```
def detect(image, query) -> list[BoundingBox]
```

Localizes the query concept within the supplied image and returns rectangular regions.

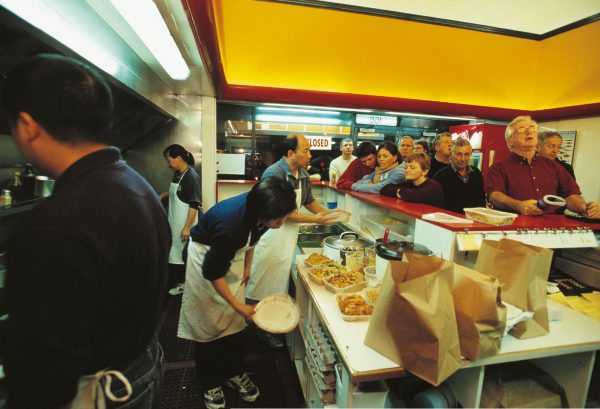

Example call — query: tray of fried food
[305,252,331,267]
[363,287,380,305]
[336,293,373,321]
[324,270,366,293]
[307,260,345,285]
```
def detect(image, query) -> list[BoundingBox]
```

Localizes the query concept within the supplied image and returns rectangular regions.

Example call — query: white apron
[246,184,302,300]
[168,169,191,264]
[69,370,132,409]
[178,236,252,342]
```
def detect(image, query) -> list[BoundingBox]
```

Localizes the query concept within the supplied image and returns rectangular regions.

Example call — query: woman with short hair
[381,152,444,207]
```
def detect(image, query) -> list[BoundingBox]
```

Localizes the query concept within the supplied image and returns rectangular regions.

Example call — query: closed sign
[306,136,332,150]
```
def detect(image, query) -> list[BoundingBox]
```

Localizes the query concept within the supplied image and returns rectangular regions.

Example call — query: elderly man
[537,131,576,179]
[336,141,378,189]
[429,132,452,176]
[398,136,414,162]
[485,115,598,217]
[329,137,355,183]
[433,138,486,214]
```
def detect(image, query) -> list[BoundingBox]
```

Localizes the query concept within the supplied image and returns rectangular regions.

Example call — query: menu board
[557,131,576,165]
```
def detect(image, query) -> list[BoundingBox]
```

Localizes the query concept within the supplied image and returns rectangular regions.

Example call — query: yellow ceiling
[211,0,600,112]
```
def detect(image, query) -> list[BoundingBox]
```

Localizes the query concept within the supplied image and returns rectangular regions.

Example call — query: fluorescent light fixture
[256,114,342,125]
[257,107,341,116]
[109,0,190,80]
[0,0,120,75]
[263,103,373,113]
[385,111,475,121]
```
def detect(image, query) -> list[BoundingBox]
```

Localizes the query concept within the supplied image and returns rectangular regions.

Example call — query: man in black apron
[2,54,170,409]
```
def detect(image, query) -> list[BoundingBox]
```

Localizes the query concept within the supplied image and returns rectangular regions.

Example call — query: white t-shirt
[329,155,356,182]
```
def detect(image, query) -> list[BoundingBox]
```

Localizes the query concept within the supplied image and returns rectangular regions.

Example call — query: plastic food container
[464,207,518,226]
[361,214,410,235]
[324,272,366,294]
[336,293,373,321]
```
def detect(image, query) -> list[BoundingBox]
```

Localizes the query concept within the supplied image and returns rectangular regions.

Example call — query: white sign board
[356,114,397,127]
[216,153,246,175]
[306,135,332,150]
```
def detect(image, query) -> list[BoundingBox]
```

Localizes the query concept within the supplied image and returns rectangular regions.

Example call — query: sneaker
[266,333,285,350]
[226,372,260,402]
[203,386,225,409]
[168,283,184,296]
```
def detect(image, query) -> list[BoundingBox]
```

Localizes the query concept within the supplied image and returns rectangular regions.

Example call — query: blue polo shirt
[190,193,266,280]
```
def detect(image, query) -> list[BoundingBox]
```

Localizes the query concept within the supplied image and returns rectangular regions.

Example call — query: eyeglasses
[511,126,538,135]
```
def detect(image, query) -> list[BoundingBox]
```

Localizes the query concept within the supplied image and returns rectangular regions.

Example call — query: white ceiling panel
[314,0,600,35]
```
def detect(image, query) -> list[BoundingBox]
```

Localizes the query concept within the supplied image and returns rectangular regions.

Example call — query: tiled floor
[157,295,305,409]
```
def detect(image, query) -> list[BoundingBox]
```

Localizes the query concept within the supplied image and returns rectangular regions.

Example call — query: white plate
[253,294,300,334]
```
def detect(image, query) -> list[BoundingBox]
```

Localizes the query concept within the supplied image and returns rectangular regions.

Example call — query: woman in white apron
[161,144,201,295]
[177,178,297,409]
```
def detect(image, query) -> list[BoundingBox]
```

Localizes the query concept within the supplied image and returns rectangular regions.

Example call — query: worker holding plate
[177,178,296,409]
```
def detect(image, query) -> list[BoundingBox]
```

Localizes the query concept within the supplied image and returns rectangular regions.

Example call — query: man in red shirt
[336,141,377,189]
[485,115,598,217]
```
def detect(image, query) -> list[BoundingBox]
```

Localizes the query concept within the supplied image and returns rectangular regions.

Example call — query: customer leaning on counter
[351,141,405,194]
[381,152,444,207]
[177,178,297,409]
[335,141,377,189]
[485,115,599,217]
[2,54,170,409]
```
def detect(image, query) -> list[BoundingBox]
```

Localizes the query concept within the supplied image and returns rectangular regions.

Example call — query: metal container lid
[376,240,431,260]
[322,231,374,251]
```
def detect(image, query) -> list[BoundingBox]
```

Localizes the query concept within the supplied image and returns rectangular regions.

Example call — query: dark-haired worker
[178,178,297,409]
[2,53,170,408]
[160,144,202,295]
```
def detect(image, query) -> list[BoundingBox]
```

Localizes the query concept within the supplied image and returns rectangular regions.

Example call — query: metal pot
[321,231,375,262]
[375,239,431,280]
[34,176,55,197]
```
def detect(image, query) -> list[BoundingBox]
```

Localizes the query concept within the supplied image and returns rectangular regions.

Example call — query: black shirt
[172,167,202,209]
[6,148,170,409]
[557,159,575,180]
[190,192,266,280]
[381,178,444,208]
[429,156,450,178]
[433,165,486,214]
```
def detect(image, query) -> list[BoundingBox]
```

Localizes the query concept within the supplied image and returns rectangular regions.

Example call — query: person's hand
[180,227,190,241]
[315,211,335,225]
[517,200,544,216]
[236,303,256,321]
[584,201,599,218]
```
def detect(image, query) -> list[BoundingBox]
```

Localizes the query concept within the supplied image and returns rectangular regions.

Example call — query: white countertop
[296,253,600,382]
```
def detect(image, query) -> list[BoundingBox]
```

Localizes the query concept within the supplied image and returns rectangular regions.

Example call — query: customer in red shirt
[485,115,598,217]
[336,141,377,189]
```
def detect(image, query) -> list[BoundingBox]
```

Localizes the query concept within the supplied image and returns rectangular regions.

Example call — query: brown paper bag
[475,239,553,339]
[453,264,507,361]
[364,252,462,386]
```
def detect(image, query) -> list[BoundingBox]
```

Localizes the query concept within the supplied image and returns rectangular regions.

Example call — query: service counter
[291,252,600,408]
[217,180,600,407]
